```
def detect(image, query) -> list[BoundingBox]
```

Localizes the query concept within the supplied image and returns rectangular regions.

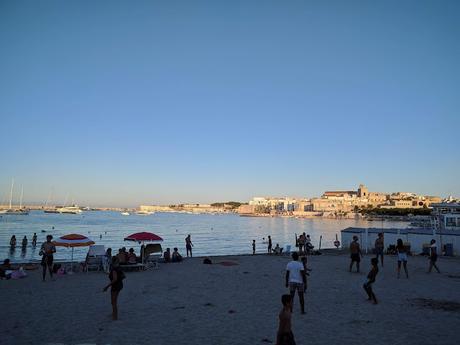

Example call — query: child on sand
[363,258,379,304]
[276,294,296,345]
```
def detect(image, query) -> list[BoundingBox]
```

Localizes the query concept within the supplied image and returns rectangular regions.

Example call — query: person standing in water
[349,236,363,273]
[396,239,409,278]
[268,236,272,254]
[103,256,125,321]
[374,233,384,267]
[276,294,296,345]
[363,258,379,304]
[22,236,28,249]
[40,235,56,281]
[428,239,441,273]
[32,233,37,247]
[252,240,256,255]
[185,234,193,257]
[10,235,16,248]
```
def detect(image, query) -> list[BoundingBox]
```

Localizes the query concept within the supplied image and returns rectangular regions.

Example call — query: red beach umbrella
[124,232,163,264]
[124,232,163,242]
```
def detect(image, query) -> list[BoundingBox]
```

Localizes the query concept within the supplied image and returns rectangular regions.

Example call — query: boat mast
[20,186,24,209]
[9,178,14,209]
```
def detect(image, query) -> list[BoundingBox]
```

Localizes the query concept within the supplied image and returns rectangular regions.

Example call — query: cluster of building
[238,184,443,217]
[139,203,235,214]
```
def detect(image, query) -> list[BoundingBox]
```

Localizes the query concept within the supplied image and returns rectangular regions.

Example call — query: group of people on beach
[348,233,442,305]
[276,232,444,345]
[102,234,193,320]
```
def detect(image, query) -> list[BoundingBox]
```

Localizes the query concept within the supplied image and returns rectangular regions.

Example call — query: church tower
[358,184,368,198]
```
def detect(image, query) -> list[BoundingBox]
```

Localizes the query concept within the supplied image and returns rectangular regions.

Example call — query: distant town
[1,184,459,219]
[138,184,459,219]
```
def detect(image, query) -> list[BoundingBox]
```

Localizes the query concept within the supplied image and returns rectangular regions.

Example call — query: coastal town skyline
[1,179,458,209]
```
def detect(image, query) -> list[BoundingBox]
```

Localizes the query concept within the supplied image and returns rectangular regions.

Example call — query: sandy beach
[1,252,460,345]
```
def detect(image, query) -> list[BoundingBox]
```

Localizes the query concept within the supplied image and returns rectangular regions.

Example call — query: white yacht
[121,212,130,216]
[57,206,83,214]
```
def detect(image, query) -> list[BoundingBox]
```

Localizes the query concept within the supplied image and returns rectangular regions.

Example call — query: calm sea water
[0,211,408,262]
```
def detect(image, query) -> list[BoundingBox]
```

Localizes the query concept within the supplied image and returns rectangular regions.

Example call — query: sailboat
[0,179,29,215]
[43,189,59,213]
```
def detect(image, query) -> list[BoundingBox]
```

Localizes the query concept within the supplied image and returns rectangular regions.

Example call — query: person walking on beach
[268,236,272,254]
[185,234,193,257]
[374,233,384,267]
[428,239,441,273]
[32,233,37,247]
[276,294,296,345]
[10,235,16,248]
[285,252,306,314]
[40,235,56,281]
[396,239,409,279]
[252,240,256,255]
[103,256,125,321]
[349,236,363,273]
[363,258,379,304]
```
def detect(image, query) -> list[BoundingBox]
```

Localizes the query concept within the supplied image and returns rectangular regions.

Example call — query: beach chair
[84,245,105,272]
[144,243,162,269]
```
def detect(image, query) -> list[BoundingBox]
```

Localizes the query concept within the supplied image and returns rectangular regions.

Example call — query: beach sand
[1,252,460,345]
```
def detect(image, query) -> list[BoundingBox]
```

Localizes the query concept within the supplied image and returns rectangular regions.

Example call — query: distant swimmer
[100,234,102,239]
[32,233,37,247]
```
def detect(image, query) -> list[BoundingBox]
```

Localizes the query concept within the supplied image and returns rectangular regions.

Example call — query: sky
[0,0,459,207]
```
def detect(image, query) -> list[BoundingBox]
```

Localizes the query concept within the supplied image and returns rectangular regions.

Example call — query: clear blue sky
[0,0,459,207]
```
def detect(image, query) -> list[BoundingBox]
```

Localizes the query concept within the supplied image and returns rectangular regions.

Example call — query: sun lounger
[83,245,105,272]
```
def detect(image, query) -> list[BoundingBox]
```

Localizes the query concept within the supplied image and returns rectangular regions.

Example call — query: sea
[0,211,409,262]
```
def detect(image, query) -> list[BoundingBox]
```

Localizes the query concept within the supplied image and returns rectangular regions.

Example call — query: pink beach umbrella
[53,234,95,264]
[124,232,163,263]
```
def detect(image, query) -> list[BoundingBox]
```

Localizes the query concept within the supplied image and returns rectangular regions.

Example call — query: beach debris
[172,306,186,310]
[409,298,460,312]
[243,271,250,274]
[261,339,273,343]
[203,302,215,307]
[228,309,236,314]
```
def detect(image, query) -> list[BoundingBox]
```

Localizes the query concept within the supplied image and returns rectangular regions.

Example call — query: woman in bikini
[103,256,125,320]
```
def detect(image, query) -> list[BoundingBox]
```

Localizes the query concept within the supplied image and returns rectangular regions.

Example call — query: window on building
[446,217,456,227]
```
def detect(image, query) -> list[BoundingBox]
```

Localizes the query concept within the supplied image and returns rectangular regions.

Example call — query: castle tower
[358,184,368,198]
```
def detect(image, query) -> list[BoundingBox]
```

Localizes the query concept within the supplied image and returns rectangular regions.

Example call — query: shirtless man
[276,294,296,345]
[349,236,363,273]
[40,235,56,281]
